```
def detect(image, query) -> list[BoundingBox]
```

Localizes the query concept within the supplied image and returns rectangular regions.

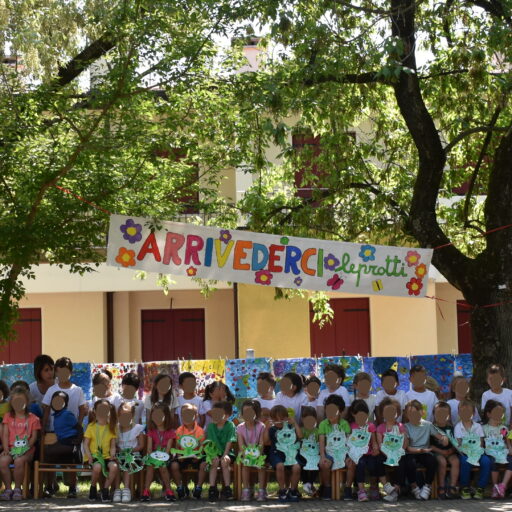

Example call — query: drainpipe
[106,292,114,362]
[233,283,239,359]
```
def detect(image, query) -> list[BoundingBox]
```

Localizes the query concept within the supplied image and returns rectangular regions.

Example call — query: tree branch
[347,181,409,219]
[465,0,512,27]
[444,125,508,153]
[303,71,382,86]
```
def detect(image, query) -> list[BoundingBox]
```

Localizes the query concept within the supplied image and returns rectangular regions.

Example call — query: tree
[229,0,512,395]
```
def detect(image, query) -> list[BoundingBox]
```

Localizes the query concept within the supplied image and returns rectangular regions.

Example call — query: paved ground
[0,498,511,511]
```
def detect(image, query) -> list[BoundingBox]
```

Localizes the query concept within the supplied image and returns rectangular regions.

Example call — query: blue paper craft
[411,354,455,394]
[363,357,411,393]
[273,358,317,392]
[317,356,362,393]
[71,363,93,400]
[225,358,271,399]
[455,354,473,380]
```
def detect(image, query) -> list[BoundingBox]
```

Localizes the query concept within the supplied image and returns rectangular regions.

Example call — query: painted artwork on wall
[317,356,363,393]
[225,358,272,398]
[411,354,455,394]
[363,357,411,393]
[179,359,226,393]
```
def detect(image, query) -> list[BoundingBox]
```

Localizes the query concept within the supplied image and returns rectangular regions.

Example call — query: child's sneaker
[221,486,233,500]
[383,482,398,503]
[460,487,472,500]
[165,489,176,501]
[101,488,111,503]
[288,488,301,502]
[241,488,251,501]
[498,483,506,498]
[369,487,380,500]
[278,488,288,502]
[113,489,122,503]
[321,486,332,501]
[411,486,422,500]
[121,488,131,503]
[446,486,459,499]
[88,486,97,502]
[473,487,484,499]
[492,484,500,499]
[358,489,369,502]
[419,484,431,501]
[140,489,151,502]
[303,482,314,496]
[343,486,353,500]
[208,486,219,502]
[193,485,202,500]
[67,486,77,499]
[0,489,13,501]
[176,486,187,500]
[12,489,22,501]
[256,488,267,501]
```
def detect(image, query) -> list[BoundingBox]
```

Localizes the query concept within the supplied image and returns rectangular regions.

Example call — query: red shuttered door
[141,309,205,361]
[0,308,42,364]
[310,298,371,356]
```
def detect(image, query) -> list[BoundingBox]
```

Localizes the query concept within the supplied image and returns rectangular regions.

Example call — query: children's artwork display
[93,362,141,397]
[317,356,362,393]
[71,363,94,400]
[0,363,34,387]
[454,354,473,379]
[411,354,455,394]
[225,358,271,398]
[142,361,180,395]
[363,357,410,393]
[273,358,317,392]
[179,359,226,393]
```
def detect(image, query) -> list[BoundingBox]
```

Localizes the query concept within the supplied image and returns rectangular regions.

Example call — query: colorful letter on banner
[107,215,433,298]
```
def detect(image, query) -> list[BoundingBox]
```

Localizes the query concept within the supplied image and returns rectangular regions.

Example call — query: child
[201,381,235,428]
[255,372,276,420]
[318,394,351,500]
[346,399,379,502]
[304,376,321,408]
[10,381,42,418]
[482,399,512,498]
[206,401,236,501]
[299,406,320,497]
[171,403,207,499]
[44,391,83,498]
[144,373,178,426]
[275,372,309,420]
[353,372,376,422]
[29,355,54,421]
[317,364,352,419]
[90,370,121,410]
[406,365,438,421]
[431,401,459,499]
[83,399,118,502]
[265,405,303,502]
[376,397,408,503]
[404,399,448,500]
[0,380,9,422]
[42,357,87,433]
[455,399,492,499]
[237,399,267,501]
[120,372,144,424]
[481,364,512,426]
[114,402,145,503]
[141,402,176,502]
[448,375,481,425]
[375,369,408,421]
[177,372,203,425]
[0,386,41,500]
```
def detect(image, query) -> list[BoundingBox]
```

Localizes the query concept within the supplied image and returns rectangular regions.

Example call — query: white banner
[107,215,433,298]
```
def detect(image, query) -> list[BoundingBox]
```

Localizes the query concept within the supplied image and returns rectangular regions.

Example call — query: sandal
[438,486,446,500]
[446,486,459,499]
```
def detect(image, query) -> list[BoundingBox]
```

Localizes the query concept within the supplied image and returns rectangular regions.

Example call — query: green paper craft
[203,440,222,468]
[10,435,30,459]
[347,428,371,465]
[325,425,348,469]
[171,434,203,459]
[236,444,266,468]
[93,451,109,477]
[117,449,143,474]
[485,436,508,464]
[275,423,299,466]
[142,450,170,468]
[460,432,484,465]
[299,435,320,471]
[381,430,405,466]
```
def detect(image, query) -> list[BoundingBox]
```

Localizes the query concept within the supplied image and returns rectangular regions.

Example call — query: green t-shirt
[319,418,351,436]
[302,427,319,441]
[206,420,237,454]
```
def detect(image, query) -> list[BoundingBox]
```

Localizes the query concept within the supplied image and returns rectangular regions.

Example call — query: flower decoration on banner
[405,250,421,267]
[255,269,273,285]
[327,274,344,290]
[280,236,289,245]
[359,244,376,262]
[406,277,423,296]
[120,218,142,244]
[219,229,232,244]
[186,266,197,276]
[415,263,427,279]
[324,253,340,270]
[115,247,136,267]
[294,276,303,287]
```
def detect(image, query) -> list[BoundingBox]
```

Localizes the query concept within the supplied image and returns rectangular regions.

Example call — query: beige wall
[123,289,235,361]
[435,282,464,354]
[19,292,106,362]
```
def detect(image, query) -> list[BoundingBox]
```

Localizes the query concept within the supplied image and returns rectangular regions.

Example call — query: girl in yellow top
[84,399,118,502]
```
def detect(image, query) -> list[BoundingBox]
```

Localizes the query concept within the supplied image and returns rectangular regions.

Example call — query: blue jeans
[459,454,492,488]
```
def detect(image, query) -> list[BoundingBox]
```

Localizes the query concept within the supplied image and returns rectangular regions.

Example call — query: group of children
[0,354,511,504]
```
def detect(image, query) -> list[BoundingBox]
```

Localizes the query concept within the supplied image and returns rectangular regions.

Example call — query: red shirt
[147,428,175,451]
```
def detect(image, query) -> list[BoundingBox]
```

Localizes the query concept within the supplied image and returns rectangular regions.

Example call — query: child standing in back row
[481,364,512,426]
[406,365,438,421]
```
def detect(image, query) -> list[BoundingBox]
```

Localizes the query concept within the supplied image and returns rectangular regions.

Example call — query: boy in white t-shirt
[375,369,408,421]
[481,364,512,425]
[120,372,144,425]
[254,372,276,421]
[406,365,437,421]
[177,372,203,425]
[317,363,352,419]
